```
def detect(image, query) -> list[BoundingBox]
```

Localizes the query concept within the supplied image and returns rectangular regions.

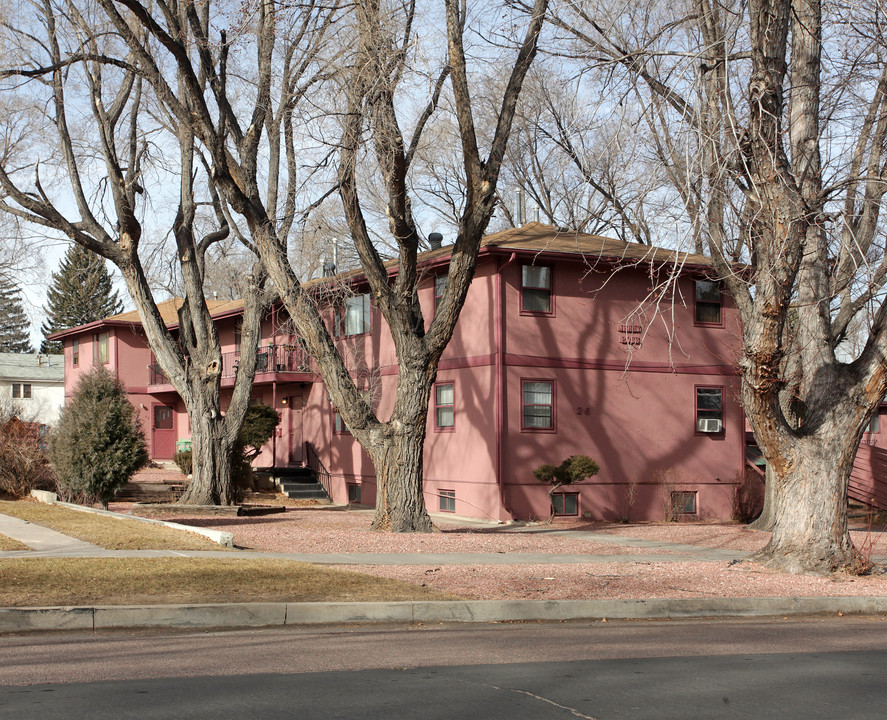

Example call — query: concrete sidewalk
[2,509,886,633]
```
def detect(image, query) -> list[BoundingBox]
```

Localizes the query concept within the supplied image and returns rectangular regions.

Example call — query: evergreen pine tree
[0,272,33,353]
[40,245,123,353]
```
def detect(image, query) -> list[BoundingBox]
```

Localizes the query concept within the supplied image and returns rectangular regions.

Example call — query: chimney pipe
[428,232,443,250]
[515,188,524,227]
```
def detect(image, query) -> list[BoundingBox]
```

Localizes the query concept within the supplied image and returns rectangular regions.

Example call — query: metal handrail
[304,440,332,499]
[149,345,311,385]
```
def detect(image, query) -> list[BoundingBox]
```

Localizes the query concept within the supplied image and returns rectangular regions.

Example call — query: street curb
[28,490,234,548]
[3,596,887,633]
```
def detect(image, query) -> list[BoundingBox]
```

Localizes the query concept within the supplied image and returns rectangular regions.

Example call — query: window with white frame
[11,383,32,399]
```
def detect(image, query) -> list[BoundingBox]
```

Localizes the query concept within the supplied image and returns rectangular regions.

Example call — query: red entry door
[152,404,176,459]
[288,394,303,464]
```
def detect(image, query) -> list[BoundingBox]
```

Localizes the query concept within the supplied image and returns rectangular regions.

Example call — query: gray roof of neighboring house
[0,353,65,382]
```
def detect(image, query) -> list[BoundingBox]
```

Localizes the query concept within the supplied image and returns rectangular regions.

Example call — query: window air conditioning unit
[698,418,723,433]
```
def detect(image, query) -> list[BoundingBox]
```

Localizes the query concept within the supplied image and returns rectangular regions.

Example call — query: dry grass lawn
[0,500,225,551]
[0,534,29,551]
[0,557,458,607]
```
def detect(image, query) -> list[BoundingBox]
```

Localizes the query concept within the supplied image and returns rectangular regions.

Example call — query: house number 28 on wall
[576,406,591,415]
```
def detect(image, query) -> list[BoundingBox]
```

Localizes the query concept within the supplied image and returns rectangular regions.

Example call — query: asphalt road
[3,617,886,719]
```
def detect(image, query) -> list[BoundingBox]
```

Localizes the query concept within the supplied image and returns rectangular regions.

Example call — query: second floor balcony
[148,344,313,389]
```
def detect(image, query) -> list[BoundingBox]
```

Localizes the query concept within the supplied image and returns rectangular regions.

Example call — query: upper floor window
[333,409,351,435]
[11,383,32,399]
[522,379,555,431]
[434,274,448,314]
[341,294,371,336]
[521,265,552,314]
[72,338,79,366]
[696,386,724,433]
[867,414,880,433]
[233,318,243,349]
[94,332,109,364]
[695,280,722,325]
[434,383,455,431]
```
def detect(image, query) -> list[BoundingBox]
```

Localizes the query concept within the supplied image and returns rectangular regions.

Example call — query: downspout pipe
[495,252,517,521]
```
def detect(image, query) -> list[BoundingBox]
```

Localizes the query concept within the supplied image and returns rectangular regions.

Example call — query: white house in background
[0,353,65,426]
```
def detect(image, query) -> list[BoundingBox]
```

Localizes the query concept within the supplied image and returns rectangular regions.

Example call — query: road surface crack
[454,678,598,719]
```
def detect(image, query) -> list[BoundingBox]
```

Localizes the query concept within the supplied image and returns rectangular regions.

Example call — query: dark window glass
[695,280,722,324]
[440,489,456,512]
[552,493,579,516]
[521,265,552,313]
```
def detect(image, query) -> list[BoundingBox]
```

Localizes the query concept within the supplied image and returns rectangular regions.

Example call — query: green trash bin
[176,439,192,453]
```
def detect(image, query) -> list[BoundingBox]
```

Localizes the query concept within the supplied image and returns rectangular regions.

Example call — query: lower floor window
[552,493,579,516]
[440,489,455,513]
[347,483,361,504]
[671,491,697,515]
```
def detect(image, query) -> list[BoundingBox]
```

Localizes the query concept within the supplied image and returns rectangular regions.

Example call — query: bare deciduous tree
[0,0,272,504]
[547,0,887,572]
[101,0,548,531]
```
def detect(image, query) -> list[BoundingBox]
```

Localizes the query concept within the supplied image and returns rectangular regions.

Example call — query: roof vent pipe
[428,232,443,250]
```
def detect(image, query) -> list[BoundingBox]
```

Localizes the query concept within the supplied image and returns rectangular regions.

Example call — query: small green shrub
[173,450,193,476]
[232,403,280,500]
[533,454,600,518]
[49,367,148,508]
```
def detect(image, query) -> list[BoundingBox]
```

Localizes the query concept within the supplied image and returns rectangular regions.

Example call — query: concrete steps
[267,467,329,500]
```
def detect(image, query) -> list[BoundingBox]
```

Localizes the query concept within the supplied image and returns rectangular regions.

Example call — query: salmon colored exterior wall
[55,241,749,522]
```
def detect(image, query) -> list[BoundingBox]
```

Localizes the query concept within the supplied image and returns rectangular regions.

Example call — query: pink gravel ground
[112,502,887,601]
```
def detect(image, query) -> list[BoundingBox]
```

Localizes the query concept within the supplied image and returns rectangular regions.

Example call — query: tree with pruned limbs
[0,0,290,504]
[544,0,887,572]
[93,0,548,531]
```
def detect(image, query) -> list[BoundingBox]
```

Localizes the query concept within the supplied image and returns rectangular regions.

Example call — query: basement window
[347,483,361,504]
[439,489,456,513]
[552,492,579,516]
[671,491,697,515]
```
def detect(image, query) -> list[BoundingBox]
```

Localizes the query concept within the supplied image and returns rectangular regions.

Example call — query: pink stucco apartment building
[50,223,755,522]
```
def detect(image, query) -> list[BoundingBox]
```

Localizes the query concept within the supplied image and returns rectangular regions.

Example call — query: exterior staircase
[272,466,330,501]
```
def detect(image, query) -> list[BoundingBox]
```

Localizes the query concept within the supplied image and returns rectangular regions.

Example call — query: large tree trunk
[751,430,858,573]
[369,426,434,532]
[179,413,236,505]
[365,360,435,532]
